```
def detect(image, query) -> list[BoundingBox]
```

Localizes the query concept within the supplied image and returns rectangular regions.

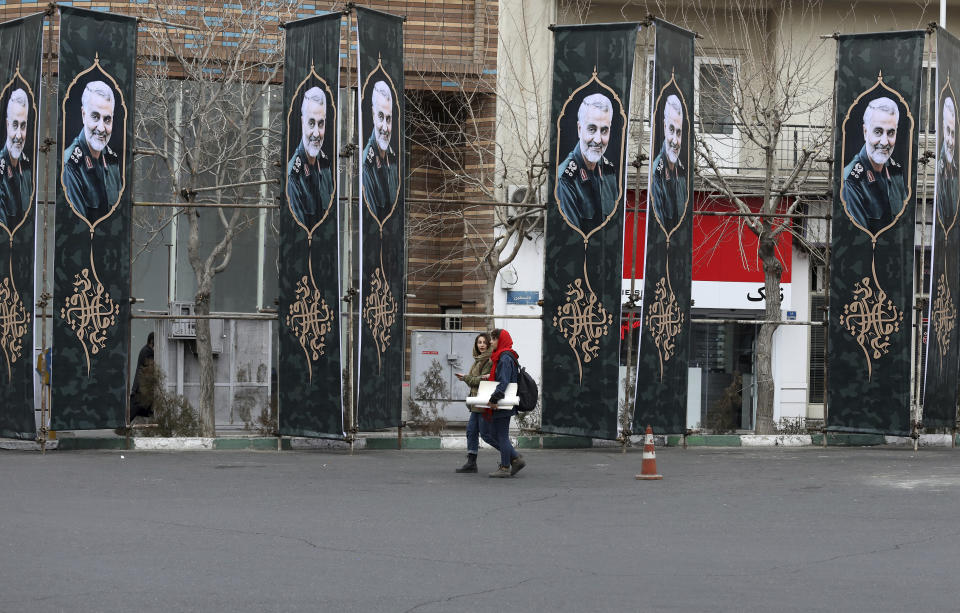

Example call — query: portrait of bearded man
[62,80,122,225]
[937,96,959,228]
[0,88,32,229]
[287,86,335,229]
[556,92,618,235]
[361,80,399,220]
[842,96,907,234]
[649,94,686,232]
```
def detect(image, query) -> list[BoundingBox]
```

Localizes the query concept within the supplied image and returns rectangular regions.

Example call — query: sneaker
[488,466,512,478]
[510,454,526,476]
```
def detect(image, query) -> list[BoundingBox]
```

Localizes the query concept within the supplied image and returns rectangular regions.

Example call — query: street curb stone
[3,432,959,451]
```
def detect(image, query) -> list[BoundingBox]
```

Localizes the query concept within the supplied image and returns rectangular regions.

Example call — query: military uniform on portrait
[287,140,334,228]
[556,144,617,235]
[842,145,907,234]
[650,142,686,231]
[361,132,398,218]
[937,142,959,227]
[62,131,121,224]
[0,145,31,228]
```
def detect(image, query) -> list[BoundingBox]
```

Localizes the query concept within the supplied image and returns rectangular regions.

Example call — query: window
[698,62,736,135]
[442,306,462,330]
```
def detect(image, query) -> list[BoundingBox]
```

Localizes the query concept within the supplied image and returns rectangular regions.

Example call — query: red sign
[623,191,793,284]
[421,350,439,355]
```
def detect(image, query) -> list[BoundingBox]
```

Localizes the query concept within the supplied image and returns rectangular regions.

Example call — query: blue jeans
[465,411,481,454]
[481,410,517,468]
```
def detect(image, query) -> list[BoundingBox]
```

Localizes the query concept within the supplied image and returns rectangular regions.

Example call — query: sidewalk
[3,431,957,451]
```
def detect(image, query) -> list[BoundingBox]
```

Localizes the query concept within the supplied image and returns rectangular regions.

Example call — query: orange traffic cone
[635,425,663,480]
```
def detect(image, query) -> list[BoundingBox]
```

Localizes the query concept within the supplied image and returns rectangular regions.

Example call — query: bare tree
[135,1,296,435]
[685,0,834,433]
[404,0,552,320]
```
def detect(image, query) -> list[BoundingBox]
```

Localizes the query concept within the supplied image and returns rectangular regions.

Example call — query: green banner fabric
[51,6,136,430]
[0,13,42,439]
[356,7,405,431]
[923,27,960,429]
[827,31,923,436]
[632,20,695,435]
[541,23,638,440]
[278,13,344,439]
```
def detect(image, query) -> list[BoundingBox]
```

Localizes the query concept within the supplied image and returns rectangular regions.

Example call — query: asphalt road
[2,446,959,612]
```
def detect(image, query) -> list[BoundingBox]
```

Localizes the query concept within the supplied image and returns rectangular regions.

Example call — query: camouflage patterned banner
[632,19,695,435]
[356,6,405,431]
[923,27,960,429]
[0,13,42,439]
[828,31,923,436]
[541,23,638,440]
[278,13,344,439]
[51,6,136,430]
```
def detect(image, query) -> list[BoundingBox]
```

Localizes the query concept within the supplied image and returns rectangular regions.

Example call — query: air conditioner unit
[500,266,519,289]
[169,301,197,339]
[506,184,547,218]
[168,301,224,354]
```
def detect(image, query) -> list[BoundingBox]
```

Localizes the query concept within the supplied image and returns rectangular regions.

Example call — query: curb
[3,433,958,451]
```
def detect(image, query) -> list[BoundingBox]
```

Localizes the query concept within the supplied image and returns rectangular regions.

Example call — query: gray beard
[376,132,390,154]
[582,144,603,165]
[304,139,321,159]
[7,139,22,160]
[867,146,891,167]
[86,129,107,153]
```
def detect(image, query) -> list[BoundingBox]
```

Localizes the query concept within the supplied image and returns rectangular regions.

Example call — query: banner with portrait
[827,31,923,436]
[923,27,960,429]
[356,6,404,431]
[0,13,42,439]
[278,14,344,439]
[632,19,695,435]
[541,23,638,440]
[51,6,136,430]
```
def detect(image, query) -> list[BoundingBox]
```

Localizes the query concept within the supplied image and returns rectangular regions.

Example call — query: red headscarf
[488,329,519,381]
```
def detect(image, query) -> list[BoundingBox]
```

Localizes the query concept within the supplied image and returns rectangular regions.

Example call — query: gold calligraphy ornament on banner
[285,275,333,382]
[646,276,684,381]
[0,274,29,382]
[839,262,903,381]
[932,272,957,372]
[553,263,613,383]
[363,263,397,374]
[60,266,119,375]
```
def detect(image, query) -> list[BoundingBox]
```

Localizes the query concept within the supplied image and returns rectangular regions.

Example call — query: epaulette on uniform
[0,157,6,176]
[888,157,901,169]
[562,157,577,179]
[291,155,303,175]
[68,145,83,166]
[104,145,119,160]
[655,158,664,174]
[849,161,864,180]
[366,146,375,164]
[601,156,614,168]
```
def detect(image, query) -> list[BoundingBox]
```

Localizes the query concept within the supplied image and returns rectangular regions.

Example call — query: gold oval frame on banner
[937,78,959,239]
[285,65,338,238]
[0,67,37,240]
[60,54,128,233]
[360,57,401,232]
[553,70,628,243]
[839,73,914,241]
[650,72,691,242]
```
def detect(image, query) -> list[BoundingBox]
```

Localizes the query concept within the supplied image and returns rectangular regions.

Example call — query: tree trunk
[755,228,782,435]
[194,287,216,437]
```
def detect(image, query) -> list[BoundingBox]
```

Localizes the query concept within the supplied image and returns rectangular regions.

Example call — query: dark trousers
[481,410,517,468]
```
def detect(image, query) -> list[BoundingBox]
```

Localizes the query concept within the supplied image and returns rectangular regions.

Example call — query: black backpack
[516,363,538,412]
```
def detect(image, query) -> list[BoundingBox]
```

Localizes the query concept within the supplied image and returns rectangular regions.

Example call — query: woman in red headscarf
[481,328,526,478]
